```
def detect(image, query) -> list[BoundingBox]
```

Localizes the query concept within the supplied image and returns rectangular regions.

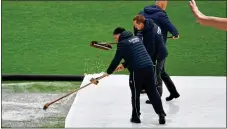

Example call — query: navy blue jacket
[106,31,153,74]
[141,20,168,61]
[135,5,179,43]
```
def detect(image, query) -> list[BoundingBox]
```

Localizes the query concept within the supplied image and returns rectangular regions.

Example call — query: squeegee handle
[47,82,92,106]
[46,74,107,107]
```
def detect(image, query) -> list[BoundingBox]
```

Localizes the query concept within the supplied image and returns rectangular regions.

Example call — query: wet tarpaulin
[65,74,226,128]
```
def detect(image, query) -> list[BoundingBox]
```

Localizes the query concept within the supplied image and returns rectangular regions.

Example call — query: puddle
[1,82,77,128]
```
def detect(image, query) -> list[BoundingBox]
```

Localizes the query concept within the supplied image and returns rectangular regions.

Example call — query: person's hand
[189,0,206,23]
[115,64,125,72]
[172,35,180,40]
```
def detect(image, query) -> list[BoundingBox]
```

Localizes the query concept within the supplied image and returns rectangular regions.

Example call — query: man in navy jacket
[134,4,180,101]
[135,4,179,43]
[132,15,166,96]
[103,27,166,124]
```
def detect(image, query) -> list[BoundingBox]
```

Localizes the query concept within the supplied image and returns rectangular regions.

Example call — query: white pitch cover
[65,73,226,128]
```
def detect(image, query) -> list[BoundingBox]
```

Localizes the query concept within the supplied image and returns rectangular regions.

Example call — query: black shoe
[140,89,146,94]
[166,92,180,101]
[145,100,152,104]
[158,113,166,124]
[130,117,141,123]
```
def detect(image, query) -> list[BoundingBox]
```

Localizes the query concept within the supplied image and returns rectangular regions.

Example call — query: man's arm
[160,13,179,37]
[155,26,168,60]
[121,61,128,68]
[198,16,227,31]
[106,45,123,74]
[189,0,227,31]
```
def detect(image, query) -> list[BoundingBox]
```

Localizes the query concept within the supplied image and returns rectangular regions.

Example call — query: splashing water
[1,82,77,128]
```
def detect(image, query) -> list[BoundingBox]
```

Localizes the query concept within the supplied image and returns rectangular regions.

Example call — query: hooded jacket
[106,31,153,74]
[135,5,179,43]
[142,20,168,61]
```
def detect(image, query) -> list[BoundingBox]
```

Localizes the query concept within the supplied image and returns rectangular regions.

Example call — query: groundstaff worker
[102,27,166,124]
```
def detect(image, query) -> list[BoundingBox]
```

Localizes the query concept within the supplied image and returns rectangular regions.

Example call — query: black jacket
[106,31,153,74]
[136,5,179,43]
[141,20,168,61]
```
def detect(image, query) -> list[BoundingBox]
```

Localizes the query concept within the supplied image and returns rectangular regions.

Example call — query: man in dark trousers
[133,15,168,99]
[134,3,180,101]
[102,27,166,124]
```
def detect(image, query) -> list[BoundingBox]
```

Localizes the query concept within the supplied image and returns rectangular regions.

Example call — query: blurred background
[1,0,226,128]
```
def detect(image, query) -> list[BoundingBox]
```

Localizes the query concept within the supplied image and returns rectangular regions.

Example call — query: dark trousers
[129,66,165,119]
[156,59,179,96]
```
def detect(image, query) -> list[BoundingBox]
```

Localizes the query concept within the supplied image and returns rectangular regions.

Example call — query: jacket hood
[143,5,164,14]
[119,31,133,42]
[144,20,154,31]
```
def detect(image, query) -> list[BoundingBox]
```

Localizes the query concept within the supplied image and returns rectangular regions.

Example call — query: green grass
[2,1,226,76]
[2,82,81,93]
[39,116,66,128]
[1,81,81,128]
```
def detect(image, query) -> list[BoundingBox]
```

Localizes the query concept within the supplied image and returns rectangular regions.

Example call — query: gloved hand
[172,35,180,40]
[115,64,125,72]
